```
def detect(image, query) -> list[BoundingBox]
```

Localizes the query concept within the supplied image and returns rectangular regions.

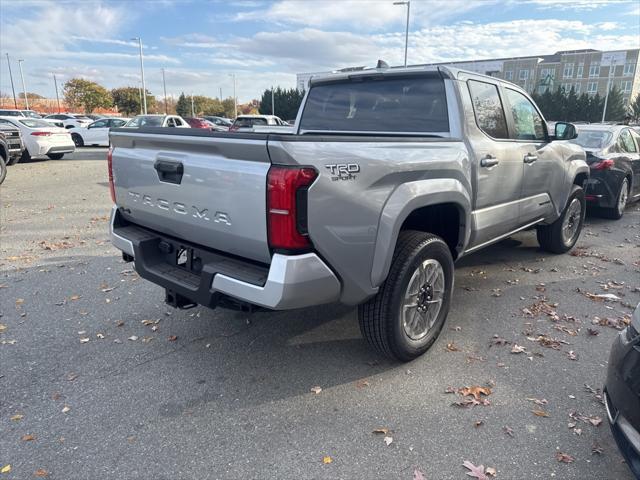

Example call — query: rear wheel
[6,153,19,165]
[71,133,84,147]
[47,153,64,160]
[601,178,629,220]
[537,185,585,254]
[0,156,6,185]
[358,231,454,362]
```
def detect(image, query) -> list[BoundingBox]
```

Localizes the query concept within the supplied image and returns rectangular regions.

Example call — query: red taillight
[107,145,116,203]
[31,131,52,136]
[267,166,317,250]
[592,159,614,170]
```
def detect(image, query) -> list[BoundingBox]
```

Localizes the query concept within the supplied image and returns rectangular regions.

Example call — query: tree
[259,87,305,120]
[175,93,189,117]
[19,92,45,99]
[603,85,626,122]
[629,95,640,123]
[111,87,156,116]
[63,78,112,113]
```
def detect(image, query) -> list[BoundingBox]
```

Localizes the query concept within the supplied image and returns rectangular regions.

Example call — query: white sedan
[43,113,93,129]
[0,117,75,162]
[71,117,129,147]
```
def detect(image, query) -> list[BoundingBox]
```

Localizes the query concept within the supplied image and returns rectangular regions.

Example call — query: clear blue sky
[1,0,639,102]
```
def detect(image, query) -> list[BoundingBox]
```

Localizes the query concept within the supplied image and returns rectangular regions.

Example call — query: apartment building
[296,48,640,106]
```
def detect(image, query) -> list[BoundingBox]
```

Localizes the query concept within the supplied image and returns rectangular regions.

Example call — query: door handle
[523,153,538,164]
[480,155,499,168]
[154,158,184,184]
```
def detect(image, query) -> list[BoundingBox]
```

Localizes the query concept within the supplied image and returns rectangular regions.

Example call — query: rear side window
[299,75,449,133]
[468,80,508,139]
[618,129,637,153]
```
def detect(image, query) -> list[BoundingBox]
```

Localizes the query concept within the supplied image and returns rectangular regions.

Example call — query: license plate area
[173,245,203,275]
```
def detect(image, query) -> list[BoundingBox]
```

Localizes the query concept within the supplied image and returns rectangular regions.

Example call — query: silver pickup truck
[109,65,588,361]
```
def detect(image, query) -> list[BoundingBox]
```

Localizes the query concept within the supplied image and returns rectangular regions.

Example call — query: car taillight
[591,159,614,170]
[267,166,317,251]
[31,131,52,136]
[107,145,116,203]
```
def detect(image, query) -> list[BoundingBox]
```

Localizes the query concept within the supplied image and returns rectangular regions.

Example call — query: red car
[184,117,213,130]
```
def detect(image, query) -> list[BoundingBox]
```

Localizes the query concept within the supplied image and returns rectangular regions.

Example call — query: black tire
[358,231,454,362]
[6,153,19,165]
[0,156,6,185]
[47,153,64,160]
[72,133,84,147]
[537,185,585,254]
[600,178,629,220]
[20,150,30,163]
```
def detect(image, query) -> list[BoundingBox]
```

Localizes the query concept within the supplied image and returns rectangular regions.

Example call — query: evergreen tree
[630,95,640,123]
[258,87,305,120]
[603,86,626,122]
[175,93,189,117]
[565,87,579,121]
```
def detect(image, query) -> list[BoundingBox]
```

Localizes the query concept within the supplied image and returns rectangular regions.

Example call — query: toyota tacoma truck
[108,64,588,361]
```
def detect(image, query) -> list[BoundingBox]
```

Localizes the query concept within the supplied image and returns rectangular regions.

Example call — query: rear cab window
[299,74,449,134]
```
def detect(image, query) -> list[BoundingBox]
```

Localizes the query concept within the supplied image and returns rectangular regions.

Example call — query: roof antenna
[376,59,389,69]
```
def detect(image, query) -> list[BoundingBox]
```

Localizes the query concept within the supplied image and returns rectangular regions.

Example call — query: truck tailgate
[110,130,272,264]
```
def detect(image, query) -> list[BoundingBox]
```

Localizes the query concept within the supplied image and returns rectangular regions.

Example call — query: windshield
[0,110,23,117]
[234,117,268,127]
[22,111,41,118]
[125,116,164,127]
[19,119,54,128]
[571,130,613,150]
[300,74,449,133]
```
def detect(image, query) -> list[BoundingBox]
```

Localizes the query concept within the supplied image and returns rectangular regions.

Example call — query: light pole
[138,82,143,114]
[53,74,61,113]
[191,93,195,117]
[229,73,237,118]
[5,53,18,109]
[393,0,410,67]
[132,37,147,114]
[271,86,275,116]
[601,59,615,123]
[161,68,168,115]
[17,59,29,110]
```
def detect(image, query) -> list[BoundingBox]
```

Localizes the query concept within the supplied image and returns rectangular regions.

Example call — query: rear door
[629,129,640,197]
[110,131,272,263]
[502,87,561,223]
[84,119,109,145]
[464,79,524,249]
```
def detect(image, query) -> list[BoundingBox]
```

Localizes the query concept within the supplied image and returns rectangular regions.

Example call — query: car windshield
[22,111,41,118]
[300,74,449,133]
[19,119,54,128]
[126,116,164,127]
[234,117,268,127]
[0,110,23,116]
[571,130,613,150]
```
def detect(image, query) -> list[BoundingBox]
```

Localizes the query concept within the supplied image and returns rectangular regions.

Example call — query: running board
[463,218,544,255]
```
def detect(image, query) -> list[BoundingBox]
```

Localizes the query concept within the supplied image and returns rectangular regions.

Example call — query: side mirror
[554,121,577,140]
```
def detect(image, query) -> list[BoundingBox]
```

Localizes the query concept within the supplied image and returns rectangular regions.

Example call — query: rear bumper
[109,207,341,310]
[584,172,621,209]
[604,328,640,478]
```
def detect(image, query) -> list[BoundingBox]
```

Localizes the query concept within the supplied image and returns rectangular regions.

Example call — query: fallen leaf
[22,434,35,441]
[16,298,24,305]
[356,379,370,389]
[383,436,393,446]
[79,337,90,344]
[128,336,138,341]
[322,456,332,464]
[588,416,603,427]
[511,344,526,354]
[586,328,600,336]
[556,452,574,463]
[1,465,11,474]
[459,386,492,401]
[486,467,497,477]
[70,295,81,301]
[526,398,548,406]
[591,443,604,455]
[10,414,23,421]
[61,406,70,413]
[463,460,489,480]
[372,428,390,435]
[474,420,484,428]
[566,351,578,361]
[490,335,510,346]
[168,335,178,341]
[503,425,514,437]
[532,409,550,417]
[0,324,6,333]
[413,468,426,480]
[115,320,124,327]
[310,386,322,394]
[34,468,49,477]
[446,342,460,352]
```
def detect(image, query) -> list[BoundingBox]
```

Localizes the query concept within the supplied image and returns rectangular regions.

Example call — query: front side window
[0,110,22,117]
[619,129,638,153]
[89,119,109,128]
[300,75,449,133]
[467,80,508,139]
[111,119,126,127]
[504,89,546,141]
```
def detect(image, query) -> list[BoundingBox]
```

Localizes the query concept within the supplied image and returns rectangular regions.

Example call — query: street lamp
[17,59,29,110]
[601,60,615,123]
[5,53,18,109]
[161,68,168,115]
[393,0,410,67]
[229,73,237,118]
[52,74,61,113]
[131,37,147,114]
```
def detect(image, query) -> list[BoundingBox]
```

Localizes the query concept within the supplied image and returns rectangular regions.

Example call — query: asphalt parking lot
[1,149,639,479]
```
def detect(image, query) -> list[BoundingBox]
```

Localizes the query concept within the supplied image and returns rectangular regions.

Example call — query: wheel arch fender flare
[370,178,471,288]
